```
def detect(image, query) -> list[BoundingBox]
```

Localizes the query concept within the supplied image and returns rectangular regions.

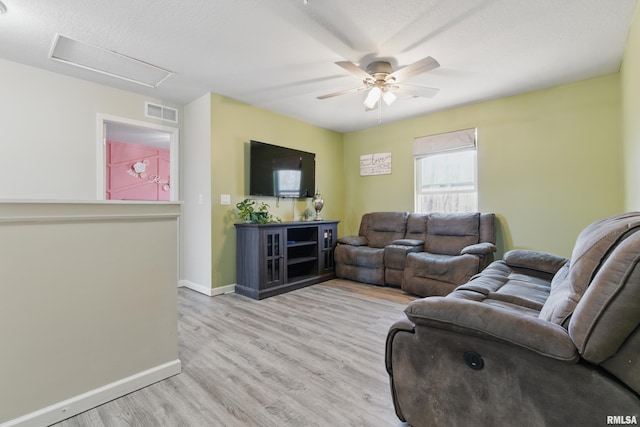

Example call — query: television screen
[249,140,315,198]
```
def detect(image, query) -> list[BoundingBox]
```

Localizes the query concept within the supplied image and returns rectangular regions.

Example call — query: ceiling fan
[317,56,440,110]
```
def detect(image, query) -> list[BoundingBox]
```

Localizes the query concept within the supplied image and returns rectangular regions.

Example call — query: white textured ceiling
[0,0,636,133]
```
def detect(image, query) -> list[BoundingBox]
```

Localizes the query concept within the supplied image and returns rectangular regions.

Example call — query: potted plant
[235,198,281,224]
[252,200,270,224]
[236,198,256,222]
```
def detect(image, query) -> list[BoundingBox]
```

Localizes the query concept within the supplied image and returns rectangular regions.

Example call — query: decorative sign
[127,159,170,191]
[360,152,392,176]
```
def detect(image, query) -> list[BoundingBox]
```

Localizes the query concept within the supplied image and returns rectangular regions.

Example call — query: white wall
[180,94,213,292]
[0,58,181,200]
[0,59,187,425]
[0,201,181,426]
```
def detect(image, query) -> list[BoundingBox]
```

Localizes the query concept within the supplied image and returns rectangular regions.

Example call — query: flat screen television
[249,140,316,198]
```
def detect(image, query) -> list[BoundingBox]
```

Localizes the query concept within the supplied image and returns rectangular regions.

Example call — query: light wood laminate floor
[54,279,415,427]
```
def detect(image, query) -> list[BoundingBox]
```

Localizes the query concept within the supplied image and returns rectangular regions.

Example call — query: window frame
[413,128,478,214]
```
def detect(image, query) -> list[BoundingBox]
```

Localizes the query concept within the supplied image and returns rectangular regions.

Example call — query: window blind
[413,128,477,156]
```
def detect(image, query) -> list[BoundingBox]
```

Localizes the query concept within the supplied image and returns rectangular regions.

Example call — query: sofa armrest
[384,243,424,271]
[404,297,579,362]
[385,316,416,422]
[337,235,369,246]
[385,317,416,375]
[503,249,568,275]
[461,242,496,256]
[391,238,425,247]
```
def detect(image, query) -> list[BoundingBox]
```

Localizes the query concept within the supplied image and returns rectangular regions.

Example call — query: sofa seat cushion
[458,260,552,312]
[334,245,384,269]
[404,252,479,287]
[424,212,480,255]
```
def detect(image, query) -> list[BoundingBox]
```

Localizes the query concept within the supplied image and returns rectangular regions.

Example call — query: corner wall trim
[178,280,235,297]
[2,360,181,427]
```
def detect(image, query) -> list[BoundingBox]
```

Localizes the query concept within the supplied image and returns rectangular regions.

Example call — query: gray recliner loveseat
[334,211,496,293]
[385,212,640,426]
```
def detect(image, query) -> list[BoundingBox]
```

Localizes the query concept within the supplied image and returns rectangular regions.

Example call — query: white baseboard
[179,279,235,296]
[2,360,181,427]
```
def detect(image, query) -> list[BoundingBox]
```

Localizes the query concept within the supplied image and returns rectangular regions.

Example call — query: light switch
[221,194,231,205]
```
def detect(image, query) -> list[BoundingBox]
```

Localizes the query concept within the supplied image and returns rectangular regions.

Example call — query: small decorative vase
[312,191,324,221]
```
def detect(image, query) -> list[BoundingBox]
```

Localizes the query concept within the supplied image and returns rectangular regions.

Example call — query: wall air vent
[145,102,178,123]
[49,34,173,88]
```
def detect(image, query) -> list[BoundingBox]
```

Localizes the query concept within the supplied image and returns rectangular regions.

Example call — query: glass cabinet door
[262,228,284,288]
[320,224,336,274]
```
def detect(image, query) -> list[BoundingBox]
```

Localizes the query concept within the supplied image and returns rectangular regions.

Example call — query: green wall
[623,4,640,211]
[207,23,637,287]
[209,94,344,288]
[343,74,623,258]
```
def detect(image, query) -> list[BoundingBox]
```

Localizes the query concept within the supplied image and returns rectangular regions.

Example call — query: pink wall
[106,141,170,201]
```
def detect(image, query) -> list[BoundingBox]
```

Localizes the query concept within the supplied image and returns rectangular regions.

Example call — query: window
[414,128,478,213]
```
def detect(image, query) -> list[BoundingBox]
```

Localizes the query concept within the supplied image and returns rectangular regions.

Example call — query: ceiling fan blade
[335,61,374,81]
[316,86,366,100]
[364,101,379,112]
[395,83,440,98]
[387,56,440,83]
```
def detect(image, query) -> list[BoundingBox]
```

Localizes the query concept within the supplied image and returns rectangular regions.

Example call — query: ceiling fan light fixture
[382,90,397,106]
[364,87,382,109]
[319,56,440,111]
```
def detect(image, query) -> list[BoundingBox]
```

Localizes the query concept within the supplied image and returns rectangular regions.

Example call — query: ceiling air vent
[50,34,173,88]
[145,102,178,123]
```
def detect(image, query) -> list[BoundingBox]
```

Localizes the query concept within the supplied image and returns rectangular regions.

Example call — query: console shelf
[287,256,317,265]
[288,241,316,247]
[235,220,339,300]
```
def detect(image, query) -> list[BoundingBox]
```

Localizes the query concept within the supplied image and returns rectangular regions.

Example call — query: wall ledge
[0,201,181,223]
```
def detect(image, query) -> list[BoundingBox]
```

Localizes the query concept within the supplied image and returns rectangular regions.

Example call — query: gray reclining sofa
[334,211,496,294]
[386,212,640,426]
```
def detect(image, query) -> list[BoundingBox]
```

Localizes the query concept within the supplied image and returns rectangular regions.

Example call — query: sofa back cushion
[361,212,409,248]
[569,229,640,394]
[479,213,497,245]
[358,213,371,237]
[405,213,428,241]
[539,213,640,327]
[424,212,480,255]
[538,263,571,321]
